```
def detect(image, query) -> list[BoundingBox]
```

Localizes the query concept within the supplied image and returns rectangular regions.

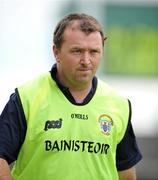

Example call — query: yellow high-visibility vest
[12,72,129,180]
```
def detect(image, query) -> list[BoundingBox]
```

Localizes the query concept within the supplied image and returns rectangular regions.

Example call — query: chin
[77,77,92,84]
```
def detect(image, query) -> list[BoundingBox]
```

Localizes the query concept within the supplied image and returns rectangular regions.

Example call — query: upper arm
[118,167,136,180]
[0,93,26,164]
[116,100,142,170]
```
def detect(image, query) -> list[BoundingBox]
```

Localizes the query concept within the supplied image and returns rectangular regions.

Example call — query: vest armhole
[122,99,132,141]
[15,88,27,124]
[118,99,132,144]
[127,99,132,124]
[117,98,132,144]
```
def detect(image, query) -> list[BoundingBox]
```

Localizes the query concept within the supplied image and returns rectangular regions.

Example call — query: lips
[77,67,92,71]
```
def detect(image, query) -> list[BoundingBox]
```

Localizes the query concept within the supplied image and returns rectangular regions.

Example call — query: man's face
[53,23,103,89]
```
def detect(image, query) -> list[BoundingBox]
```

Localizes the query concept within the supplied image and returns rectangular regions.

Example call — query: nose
[80,52,91,65]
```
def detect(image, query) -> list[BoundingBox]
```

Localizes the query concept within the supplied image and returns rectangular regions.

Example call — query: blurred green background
[105,5,158,76]
[61,1,158,76]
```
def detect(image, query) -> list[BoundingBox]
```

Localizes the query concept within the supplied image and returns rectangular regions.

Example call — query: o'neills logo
[98,114,113,135]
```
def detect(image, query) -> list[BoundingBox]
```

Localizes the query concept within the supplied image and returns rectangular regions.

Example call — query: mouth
[77,67,92,71]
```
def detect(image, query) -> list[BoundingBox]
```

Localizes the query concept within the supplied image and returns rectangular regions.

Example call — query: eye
[71,49,82,55]
[90,49,100,56]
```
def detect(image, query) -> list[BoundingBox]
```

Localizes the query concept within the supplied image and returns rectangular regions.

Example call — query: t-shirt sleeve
[0,93,27,164]
[116,100,142,171]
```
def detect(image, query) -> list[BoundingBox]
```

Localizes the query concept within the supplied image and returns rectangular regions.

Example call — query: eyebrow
[71,46,101,50]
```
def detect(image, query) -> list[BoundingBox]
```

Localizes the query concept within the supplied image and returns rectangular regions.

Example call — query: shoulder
[97,78,121,96]
[97,78,128,106]
[16,72,57,101]
[18,72,52,91]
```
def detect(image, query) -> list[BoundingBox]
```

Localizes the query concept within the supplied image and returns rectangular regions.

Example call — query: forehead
[62,22,102,47]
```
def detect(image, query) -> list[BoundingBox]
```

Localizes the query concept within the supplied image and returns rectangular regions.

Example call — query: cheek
[93,57,101,67]
[60,57,76,73]
[62,56,79,69]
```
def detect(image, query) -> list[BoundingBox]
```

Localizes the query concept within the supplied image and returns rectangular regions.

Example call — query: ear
[104,37,107,41]
[53,45,60,63]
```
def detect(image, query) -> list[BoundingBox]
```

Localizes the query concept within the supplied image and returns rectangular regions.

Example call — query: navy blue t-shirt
[0,65,142,170]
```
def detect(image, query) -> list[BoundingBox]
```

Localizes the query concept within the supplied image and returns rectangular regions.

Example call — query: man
[0,13,142,180]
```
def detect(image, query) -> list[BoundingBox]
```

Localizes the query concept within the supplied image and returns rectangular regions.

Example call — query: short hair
[53,13,105,49]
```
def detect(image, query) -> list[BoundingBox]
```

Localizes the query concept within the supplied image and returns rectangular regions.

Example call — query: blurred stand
[137,136,158,180]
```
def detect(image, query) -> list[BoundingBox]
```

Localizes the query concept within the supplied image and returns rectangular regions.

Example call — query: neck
[56,66,93,103]
[56,73,92,103]
[69,84,92,103]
